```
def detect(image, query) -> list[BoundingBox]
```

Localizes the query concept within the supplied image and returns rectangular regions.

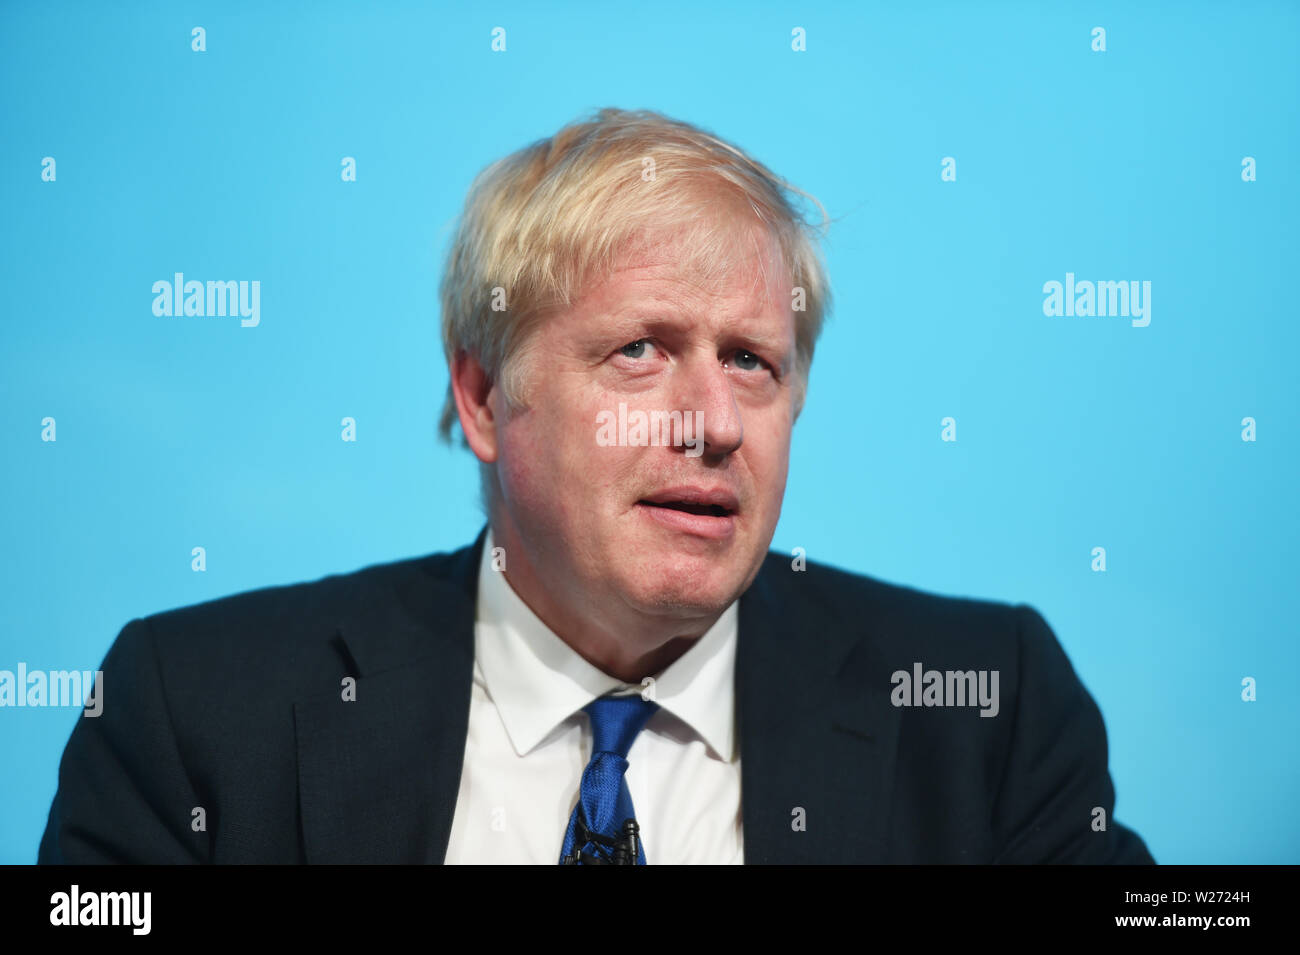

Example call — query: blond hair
[437,107,832,441]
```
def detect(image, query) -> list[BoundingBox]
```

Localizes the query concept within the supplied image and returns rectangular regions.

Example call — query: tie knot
[583,695,659,758]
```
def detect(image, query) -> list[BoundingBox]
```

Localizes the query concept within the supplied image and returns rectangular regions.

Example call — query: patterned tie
[559,694,660,865]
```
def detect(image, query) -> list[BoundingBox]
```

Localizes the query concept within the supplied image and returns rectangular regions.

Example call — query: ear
[450,350,499,464]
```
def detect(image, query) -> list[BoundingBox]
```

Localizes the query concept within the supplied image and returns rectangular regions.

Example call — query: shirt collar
[474,527,738,763]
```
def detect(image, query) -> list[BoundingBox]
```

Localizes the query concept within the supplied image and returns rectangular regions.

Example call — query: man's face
[490,228,798,628]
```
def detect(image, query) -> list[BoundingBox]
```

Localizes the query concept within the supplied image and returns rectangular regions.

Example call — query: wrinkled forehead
[600,214,793,315]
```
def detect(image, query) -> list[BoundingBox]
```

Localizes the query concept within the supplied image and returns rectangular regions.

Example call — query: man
[39,108,1154,864]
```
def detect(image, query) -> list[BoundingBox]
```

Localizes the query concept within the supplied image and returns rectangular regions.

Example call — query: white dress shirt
[443,530,744,864]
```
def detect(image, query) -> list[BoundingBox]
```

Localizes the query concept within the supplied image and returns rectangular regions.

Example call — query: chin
[615,557,748,617]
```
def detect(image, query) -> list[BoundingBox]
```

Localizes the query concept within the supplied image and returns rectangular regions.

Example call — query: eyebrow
[608,304,787,337]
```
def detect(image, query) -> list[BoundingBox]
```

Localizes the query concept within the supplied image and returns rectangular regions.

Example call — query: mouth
[636,487,739,540]
[640,500,733,518]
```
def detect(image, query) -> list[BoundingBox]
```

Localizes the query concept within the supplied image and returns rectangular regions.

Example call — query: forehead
[574,222,793,331]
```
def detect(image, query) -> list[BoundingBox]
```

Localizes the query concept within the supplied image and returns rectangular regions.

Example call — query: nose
[673,351,743,458]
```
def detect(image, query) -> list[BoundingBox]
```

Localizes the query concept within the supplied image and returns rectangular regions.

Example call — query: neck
[487,520,721,683]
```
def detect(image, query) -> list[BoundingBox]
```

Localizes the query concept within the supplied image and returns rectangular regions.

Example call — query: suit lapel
[738,557,902,863]
[294,530,484,863]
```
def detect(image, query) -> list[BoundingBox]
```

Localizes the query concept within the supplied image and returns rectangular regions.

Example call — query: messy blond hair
[437,107,832,442]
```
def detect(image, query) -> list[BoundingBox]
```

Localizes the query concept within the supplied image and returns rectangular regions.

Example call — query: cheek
[747,417,793,508]
[758,445,791,502]
[496,396,607,520]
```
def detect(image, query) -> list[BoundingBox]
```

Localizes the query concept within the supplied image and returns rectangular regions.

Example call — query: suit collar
[737,553,901,863]
[332,525,486,678]
[294,528,485,863]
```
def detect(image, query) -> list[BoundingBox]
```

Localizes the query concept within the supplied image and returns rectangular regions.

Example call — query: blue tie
[559,695,660,865]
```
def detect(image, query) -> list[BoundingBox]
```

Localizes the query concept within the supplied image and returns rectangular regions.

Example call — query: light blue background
[2,0,1296,864]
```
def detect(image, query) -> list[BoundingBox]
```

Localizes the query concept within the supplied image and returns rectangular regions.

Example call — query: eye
[619,339,655,359]
[728,349,766,372]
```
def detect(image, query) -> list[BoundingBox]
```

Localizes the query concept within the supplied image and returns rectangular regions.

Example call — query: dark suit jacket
[39,528,1154,864]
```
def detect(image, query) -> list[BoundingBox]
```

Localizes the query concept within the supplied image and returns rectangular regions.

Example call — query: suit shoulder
[134,542,474,672]
[758,549,1027,655]
[764,548,1020,624]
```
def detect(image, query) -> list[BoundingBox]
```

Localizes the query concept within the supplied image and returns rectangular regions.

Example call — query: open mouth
[637,486,739,519]
[640,500,732,518]
[637,488,738,539]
